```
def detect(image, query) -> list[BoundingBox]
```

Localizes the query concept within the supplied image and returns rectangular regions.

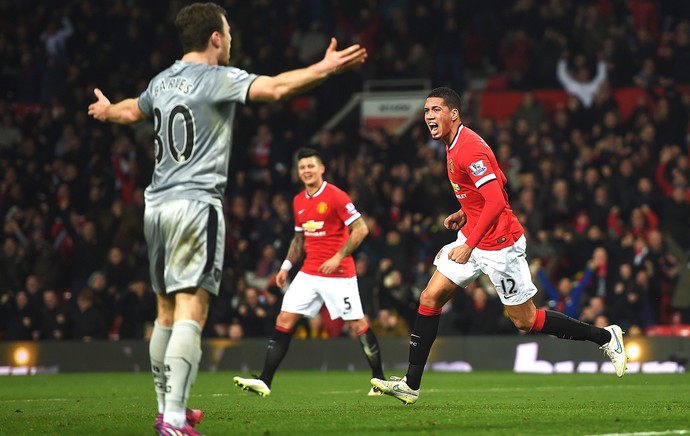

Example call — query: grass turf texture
[0,371,688,435]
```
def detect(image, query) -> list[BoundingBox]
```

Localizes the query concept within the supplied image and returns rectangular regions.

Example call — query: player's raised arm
[248,37,367,102]
[88,88,145,124]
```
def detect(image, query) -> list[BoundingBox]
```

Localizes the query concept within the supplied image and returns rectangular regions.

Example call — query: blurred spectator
[38,289,70,340]
[0,111,21,150]
[1,1,689,341]
[607,262,639,329]
[116,279,155,340]
[2,291,38,340]
[101,246,137,295]
[22,274,43,309]
[245,243,280,291]
[234,287,272,338]
[372,308,410,337]
[455,285,512,335]
[71,288,107,341]
[355,253,377,318]
[40,16,74,58]
[378,267,417,328]
[665,235,690,323]
[534,254,598,319]
[514,92,548,132]
[544,179,578,230]
[556,51,607,108]
[579,296,606,325]
[0,235,29,290]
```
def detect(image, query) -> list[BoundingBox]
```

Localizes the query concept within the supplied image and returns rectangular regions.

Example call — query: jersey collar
[305,181,327,198]
[447,124,464,151]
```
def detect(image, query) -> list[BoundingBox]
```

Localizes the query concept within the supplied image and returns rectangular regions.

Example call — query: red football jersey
[447,125,524,250]
[293,182,360,277]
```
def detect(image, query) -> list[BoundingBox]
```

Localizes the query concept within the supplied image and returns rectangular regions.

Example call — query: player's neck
[305,180,325,197]
[181,51,218,66]
[444,122,462,147]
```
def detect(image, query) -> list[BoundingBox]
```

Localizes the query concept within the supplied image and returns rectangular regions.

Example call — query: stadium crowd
[1,0,689,341]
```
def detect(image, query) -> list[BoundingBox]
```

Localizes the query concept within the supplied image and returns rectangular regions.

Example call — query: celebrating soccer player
[88,3,367,434]
[233,147,385,397]
[371,87,627,405]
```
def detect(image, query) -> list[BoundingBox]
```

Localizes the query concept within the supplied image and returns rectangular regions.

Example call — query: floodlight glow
[13,347,30,366]
[627,342,641,360]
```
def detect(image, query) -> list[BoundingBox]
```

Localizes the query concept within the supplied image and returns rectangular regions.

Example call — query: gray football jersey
[138,61,257,207]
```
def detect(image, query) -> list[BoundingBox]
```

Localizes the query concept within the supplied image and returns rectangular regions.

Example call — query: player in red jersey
[234,147,385,396]
[371,87,627,405]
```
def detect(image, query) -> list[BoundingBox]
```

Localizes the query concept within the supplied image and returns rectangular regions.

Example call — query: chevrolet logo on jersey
[303,220,325,232]
[451,181,460,192]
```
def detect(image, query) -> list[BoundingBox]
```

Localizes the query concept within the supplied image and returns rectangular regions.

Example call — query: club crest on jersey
[317,202,328,214]
[226,68,249,81]
[449,158,455,174]
[469,159,487,176]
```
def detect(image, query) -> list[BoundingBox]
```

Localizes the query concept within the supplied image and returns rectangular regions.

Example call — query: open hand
[321,38,367,75]
[88,88,111,121]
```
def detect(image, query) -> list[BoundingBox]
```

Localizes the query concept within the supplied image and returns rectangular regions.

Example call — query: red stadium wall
[479,86,690,123]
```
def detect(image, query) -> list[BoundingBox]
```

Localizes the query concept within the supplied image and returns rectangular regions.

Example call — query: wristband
[281,260,293,271]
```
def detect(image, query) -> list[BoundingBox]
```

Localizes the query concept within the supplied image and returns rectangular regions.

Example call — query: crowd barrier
[1,336,687,375]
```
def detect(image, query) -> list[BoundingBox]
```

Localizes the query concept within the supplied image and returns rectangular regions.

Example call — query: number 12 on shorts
[499,278,517,299]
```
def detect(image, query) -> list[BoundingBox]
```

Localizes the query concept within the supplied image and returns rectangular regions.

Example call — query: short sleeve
[293,196,304,232]
[138,85,154,118]
[335,190,361,226]
[463,141,497,189]
[206,67,258,104]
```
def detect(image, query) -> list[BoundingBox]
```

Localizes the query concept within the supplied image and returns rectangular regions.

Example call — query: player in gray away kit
[88,3,367,435]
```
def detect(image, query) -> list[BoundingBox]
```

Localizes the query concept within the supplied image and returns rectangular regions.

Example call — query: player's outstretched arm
[88,88,145,124]
[248,37,367,102]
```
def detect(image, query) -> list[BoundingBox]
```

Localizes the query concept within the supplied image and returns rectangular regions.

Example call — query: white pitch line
[585,430,690,436]
[0,398,72,403]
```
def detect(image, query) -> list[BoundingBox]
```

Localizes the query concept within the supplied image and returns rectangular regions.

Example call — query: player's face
[424,97,458,143]
[218,16,231,66]
[297,156,325,188]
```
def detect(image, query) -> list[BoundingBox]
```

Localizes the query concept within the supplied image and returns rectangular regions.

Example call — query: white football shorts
[144,198,225,296]
[433,232,537,306]
[281,271,364,320]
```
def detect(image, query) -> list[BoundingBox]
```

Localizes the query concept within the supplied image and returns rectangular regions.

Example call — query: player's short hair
[296,147,323,164]
[175,2,226,54]
[427,87,462,112]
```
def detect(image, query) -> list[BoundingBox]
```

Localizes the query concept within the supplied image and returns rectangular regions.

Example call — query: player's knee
[419,289,444,308]
[156,307,174,327]
[509,314,533,331]
[349,319,368,334]
[276,311,300,330]
[197,311,208,328]
[419,290,435,307]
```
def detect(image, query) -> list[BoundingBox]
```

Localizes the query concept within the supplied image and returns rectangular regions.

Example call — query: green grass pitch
[1,371,688,435]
